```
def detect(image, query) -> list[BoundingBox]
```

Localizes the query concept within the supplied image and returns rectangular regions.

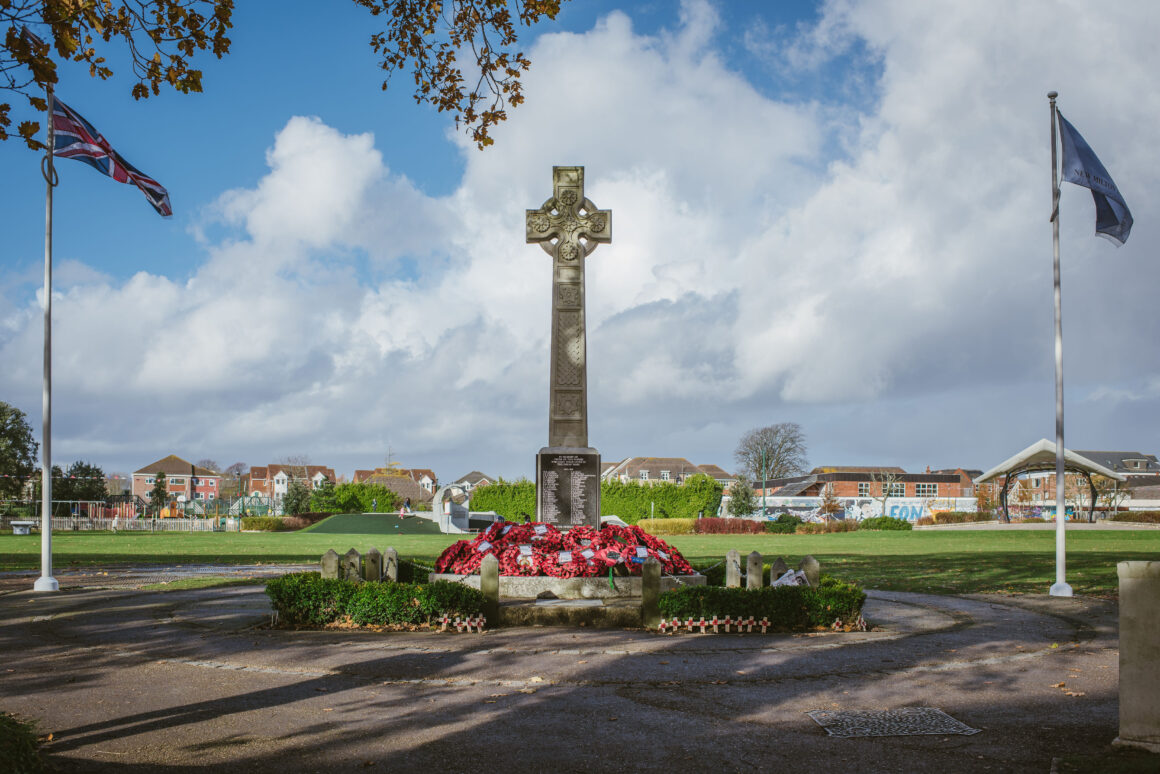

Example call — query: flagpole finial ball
[1047,91,1058,99]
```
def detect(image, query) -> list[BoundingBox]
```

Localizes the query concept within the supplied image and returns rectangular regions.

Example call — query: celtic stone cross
[526,166,611,448]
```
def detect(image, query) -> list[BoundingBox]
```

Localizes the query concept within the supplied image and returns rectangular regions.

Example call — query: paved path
[0,580,1124,773]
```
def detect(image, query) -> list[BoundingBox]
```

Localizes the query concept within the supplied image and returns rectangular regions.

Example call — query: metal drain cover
[807,707,980,738]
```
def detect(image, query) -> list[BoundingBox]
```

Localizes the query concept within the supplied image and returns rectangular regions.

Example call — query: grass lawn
[2,527,1157,596]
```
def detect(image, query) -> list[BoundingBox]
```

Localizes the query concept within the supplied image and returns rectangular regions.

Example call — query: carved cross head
[526,166,612,262]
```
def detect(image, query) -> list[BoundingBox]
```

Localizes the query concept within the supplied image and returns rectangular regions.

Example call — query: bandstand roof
[974,439,1126,485]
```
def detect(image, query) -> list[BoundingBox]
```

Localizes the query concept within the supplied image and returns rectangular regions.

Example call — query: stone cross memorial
[526,166,611,528]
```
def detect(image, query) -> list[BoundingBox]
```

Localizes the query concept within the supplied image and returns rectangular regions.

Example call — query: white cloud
[3,0,1160,479]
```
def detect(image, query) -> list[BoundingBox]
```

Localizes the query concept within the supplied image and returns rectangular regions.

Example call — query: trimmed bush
[795,520,858,534]
[658,575,865,631]
[932,511,994,524]
[467,479,536,520]
[693,517,765,534]
[1109,511,1160,524]
[857,516,913,531]
[763,513,802,534]
[468,476,725,524]
[241,516,286,531]
[266,572,483,627]
[636,518,697,535]
[0,712,46,774]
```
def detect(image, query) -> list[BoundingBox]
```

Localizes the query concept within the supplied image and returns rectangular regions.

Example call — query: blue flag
[1057,112,1132,245]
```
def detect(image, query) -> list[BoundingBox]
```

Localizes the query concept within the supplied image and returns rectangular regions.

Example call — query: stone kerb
[425,572,705,599]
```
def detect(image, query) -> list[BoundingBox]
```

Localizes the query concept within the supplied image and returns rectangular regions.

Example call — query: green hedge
[266,572,483,626]
[857,516,913,531]
[467,478,536,520]
[658,575,865,631]
[468,475,724,524]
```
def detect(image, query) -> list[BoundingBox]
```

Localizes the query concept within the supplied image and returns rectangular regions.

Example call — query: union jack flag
[51,98,172,217]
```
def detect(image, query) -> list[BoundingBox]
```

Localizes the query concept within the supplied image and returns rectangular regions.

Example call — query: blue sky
[2,0,1159,482]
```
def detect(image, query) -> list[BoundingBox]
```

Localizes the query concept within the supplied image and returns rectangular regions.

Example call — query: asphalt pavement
[0,575,1131,773]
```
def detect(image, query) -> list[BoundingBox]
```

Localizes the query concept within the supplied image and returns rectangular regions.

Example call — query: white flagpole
[1047,90,1071,597]
[35,84,59,593]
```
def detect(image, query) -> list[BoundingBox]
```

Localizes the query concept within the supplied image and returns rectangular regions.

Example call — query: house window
[890,482,905,497]
[916,483,938,497]
[145,477,154,485]
[207,480,215,488]
[640,470,649,481]
[858,482,869,497]
[660,471,670,481]
[170,477,184,485]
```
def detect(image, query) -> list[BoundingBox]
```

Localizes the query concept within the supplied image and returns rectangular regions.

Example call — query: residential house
[353,467,438,494]
[248,463,337,506]
[132,455,222,503]
[452,471,495,493]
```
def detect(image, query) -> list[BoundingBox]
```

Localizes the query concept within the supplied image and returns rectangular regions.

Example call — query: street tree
[55,460,106,501]
[195,458,220,473]
[733,423,808,491]
[283,478,311,516]
[223,461,247,497]
[871,469,902,517]
[819,482,843,520]
[726,477,756,518]
[3,0,567,150]
[0,400,38,500]
[148,470,168,516]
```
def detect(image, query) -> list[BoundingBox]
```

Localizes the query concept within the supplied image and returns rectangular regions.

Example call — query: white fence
[2,515,221,532]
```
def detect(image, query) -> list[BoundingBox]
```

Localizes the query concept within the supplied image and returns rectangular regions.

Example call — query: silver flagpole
[35,84,59,593]
[1047,91,1071,597]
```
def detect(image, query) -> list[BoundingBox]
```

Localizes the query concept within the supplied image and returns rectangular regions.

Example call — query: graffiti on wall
[759,496,976,522]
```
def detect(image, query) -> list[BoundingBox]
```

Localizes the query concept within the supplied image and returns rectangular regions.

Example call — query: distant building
[248,464,337,506]
[760,466,976,500]
[452,471,495,493]
[601,457,733,486]
[353,467,438,494]
[132,455,222,503]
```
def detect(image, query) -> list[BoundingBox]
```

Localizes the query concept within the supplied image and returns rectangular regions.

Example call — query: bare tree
[733,423,808,486]
[223,462,247,497]
[870,470,903,517]
[195,458,220,473]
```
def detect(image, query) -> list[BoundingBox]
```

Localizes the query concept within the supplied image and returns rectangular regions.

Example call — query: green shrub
[467,479,536,520]
[241,516,286,531]
[658,575,865,630]
[265,572,483,627]
[795,520,858,534]
[857,516,913,531]
[636,518,697,535]
[763,513,802,533]
[1109,511,1160,524]
[0,712,46,774]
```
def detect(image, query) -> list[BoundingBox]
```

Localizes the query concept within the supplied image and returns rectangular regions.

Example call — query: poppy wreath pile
[434,521,696,578]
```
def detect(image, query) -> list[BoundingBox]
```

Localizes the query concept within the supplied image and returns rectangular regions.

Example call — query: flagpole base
[1049,581,1073,597]
[33,576,59,592]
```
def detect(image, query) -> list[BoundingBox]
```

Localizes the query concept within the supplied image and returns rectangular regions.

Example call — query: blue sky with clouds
[2,0,1159,482]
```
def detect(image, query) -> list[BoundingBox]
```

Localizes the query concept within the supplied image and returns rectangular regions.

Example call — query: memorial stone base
[536,446,601,529]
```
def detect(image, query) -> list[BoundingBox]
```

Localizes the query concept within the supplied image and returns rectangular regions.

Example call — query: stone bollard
[364,547,383,582]
[641,557,662,629]
[1113,561,1160,752]
[726,549,742,588]
[770,556,790,581]
[320,549,340,579]
[384,547,399,582]
[343,548,363,583]
[798,555,820,587]
[480,554,500,626]
[747,551,763,590]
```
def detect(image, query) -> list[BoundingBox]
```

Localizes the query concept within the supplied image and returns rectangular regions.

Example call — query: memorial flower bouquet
[434,521,696,578]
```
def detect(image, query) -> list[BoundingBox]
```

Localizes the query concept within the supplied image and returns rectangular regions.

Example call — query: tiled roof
[134,454,219,477]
